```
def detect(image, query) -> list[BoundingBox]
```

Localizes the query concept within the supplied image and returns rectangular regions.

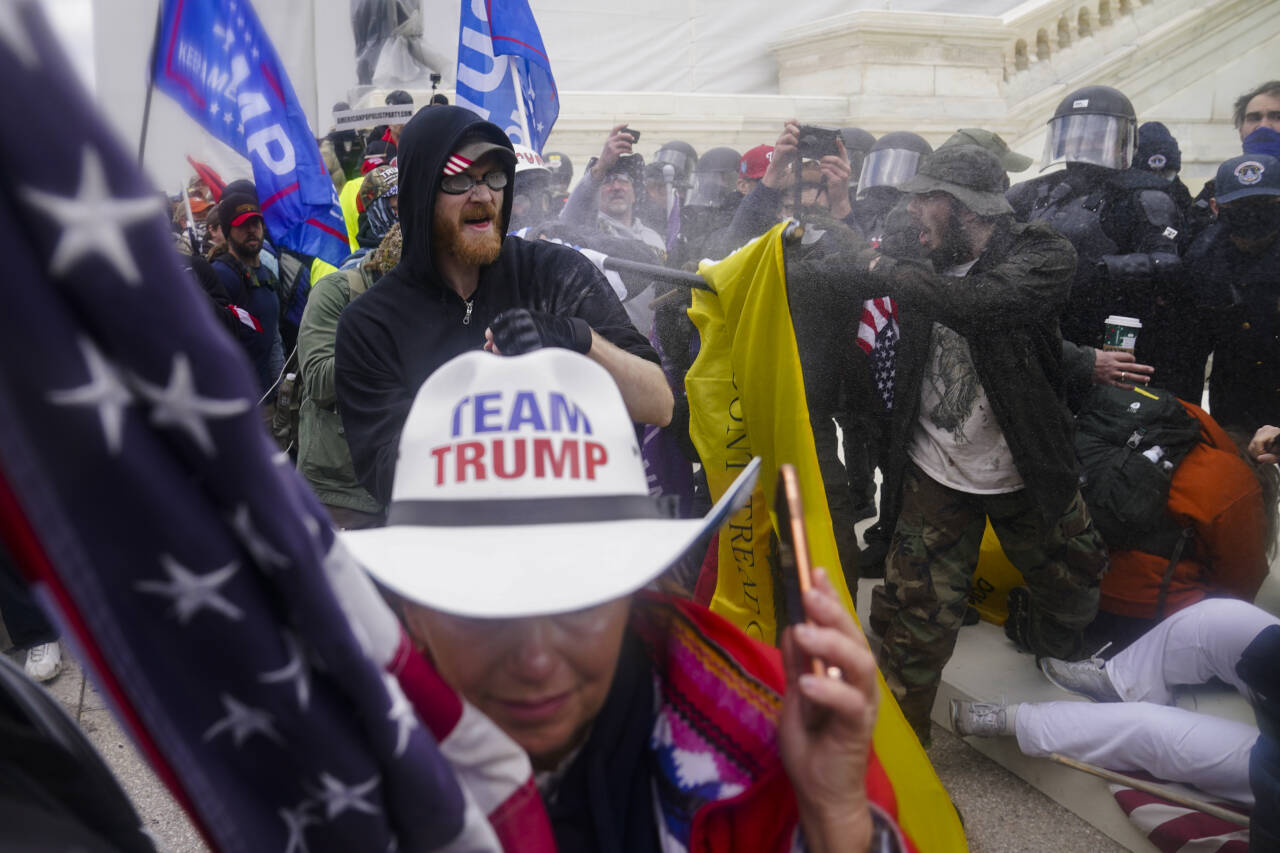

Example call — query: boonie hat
[899,145,1014,217]
[342,350,760,618]
[739,145,774,180]
[1215,154,1280,204]
[942,128,1033,173]
[216,181,262,231]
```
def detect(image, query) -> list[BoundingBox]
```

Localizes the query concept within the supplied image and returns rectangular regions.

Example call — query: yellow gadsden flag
[685,223,967,852]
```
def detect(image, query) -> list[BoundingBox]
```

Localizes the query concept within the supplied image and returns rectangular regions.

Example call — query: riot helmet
[543,151,573,193]
[840,127,876,183]
[1043,85,1137,171]
[688,146,743,207]
[856,132,932,199]
[653,141,698,191]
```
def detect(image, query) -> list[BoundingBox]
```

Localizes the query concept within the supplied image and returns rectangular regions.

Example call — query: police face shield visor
[856,149,922,198]
[654,149,693,186]
[1042,114,1136,171]
[688,170,739,207]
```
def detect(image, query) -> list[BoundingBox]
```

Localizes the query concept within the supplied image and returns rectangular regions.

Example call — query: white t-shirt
[907,260,1024,494]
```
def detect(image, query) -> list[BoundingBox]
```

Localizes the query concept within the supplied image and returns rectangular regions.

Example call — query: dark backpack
[1074,384,1203,553]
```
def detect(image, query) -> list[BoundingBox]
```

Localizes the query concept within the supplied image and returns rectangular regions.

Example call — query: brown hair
[1233,81,1280,129]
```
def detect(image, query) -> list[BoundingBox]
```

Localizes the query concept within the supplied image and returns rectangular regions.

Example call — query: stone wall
[538,0,1279,187]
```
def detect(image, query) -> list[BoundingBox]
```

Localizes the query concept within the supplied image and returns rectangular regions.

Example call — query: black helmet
[856,131,932,198]
[653,141,698,189]
[1043,85,1137,171]
[840,127,876,184]
[544,151,573,192]
[839,127,875,155]
[689,146,743,207]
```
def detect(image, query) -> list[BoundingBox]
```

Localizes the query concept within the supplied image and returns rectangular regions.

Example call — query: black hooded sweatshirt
[335,106,657,505]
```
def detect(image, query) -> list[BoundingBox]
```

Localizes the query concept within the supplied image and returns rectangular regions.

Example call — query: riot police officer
[675,146,744,264]
[1007,86,1190,396]
[853,131,932,244]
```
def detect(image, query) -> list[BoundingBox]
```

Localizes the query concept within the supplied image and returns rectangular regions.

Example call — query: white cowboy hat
[341,349,759,618]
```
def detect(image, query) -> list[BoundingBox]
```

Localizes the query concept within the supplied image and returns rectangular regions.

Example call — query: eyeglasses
[441,170,509,195]
[602,173,633,187]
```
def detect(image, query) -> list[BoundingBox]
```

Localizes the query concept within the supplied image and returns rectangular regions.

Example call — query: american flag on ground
[0,5,551,851]
[856,296,898,410]
[1110,777,1250,853]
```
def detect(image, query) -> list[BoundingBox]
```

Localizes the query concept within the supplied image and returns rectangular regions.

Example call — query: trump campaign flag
[151,0,349,266]
[685,224,969,852]
[0,4,559,852]
[455,0,559,153]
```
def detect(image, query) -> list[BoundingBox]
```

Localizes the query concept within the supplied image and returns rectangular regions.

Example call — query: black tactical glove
[489,309,593,356]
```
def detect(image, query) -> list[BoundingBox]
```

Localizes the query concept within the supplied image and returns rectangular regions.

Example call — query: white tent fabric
[90,0,1021,189]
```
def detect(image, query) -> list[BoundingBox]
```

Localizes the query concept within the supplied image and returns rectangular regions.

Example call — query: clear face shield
[856,149,922,198]
[1042,114,1136,171]
[654,149,693,188]
[688,170,738,207]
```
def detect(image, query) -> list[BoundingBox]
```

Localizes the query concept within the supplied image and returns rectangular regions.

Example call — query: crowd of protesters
[6,78,1280,850]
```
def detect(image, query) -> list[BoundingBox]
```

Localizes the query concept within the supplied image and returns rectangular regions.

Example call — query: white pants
[1015,701,1259,804]
[1106,598,1280,706]
[1014,598,1279,805]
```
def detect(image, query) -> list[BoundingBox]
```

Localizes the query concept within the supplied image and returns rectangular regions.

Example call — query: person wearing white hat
[343,348,913,852]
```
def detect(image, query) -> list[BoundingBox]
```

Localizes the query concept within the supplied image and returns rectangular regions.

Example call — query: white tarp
[89,0,1020,189]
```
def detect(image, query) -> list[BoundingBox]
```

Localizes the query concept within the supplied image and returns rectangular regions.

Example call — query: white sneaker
[24,641,62,683]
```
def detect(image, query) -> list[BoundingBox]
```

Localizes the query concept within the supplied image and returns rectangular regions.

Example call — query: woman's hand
[779,567,878,853]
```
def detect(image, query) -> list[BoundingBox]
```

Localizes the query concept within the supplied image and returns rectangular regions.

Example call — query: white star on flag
[382,674,417,759]
[231,504,290,570]
[132,353,250,456]
[0,2,39,68]
[279,801,317,853]
[212,23,234,51]
[136,554,244,624]
[203,693,283,748]
[21,147,165,285]
[251,46,259,60]
[210,101,220,118]
[47,337,134,455]
[259,632,311,711]
[311,772,381,820]
[224,111,234,126]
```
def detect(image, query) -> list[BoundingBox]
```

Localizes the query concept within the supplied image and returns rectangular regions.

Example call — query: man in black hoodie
[335,107,672,506]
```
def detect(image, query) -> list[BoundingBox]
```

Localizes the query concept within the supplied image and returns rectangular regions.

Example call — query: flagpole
[138,0,164,165]
[509,64,533,148]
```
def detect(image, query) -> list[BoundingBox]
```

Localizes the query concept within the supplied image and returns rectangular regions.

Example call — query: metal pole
[137,0,165,165]
[598,224,804,292]
[1047,753,1250,827]
[601,256,710,291]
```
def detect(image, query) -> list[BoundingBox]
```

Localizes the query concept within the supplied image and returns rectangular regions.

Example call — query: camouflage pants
[875,463,1108,743]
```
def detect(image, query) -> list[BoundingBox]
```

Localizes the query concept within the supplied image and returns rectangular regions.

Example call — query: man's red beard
[434,199,503,266]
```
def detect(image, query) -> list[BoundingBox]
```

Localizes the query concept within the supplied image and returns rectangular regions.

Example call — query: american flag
[1110,777,1249,853]
[856,296,898,411]
[0,5,549,851]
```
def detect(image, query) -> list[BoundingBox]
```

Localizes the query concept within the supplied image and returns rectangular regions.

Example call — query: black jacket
[335,106,657,505]
[1006,165,1183,353]
[793,219,1080,526]
[1186,224,1280,432]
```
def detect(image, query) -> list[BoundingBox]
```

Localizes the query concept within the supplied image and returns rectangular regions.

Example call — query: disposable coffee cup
[1103,315,1142,354]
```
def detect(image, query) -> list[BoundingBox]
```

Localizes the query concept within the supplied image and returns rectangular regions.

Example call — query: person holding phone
[343,349,916,852]
[558,123,667,255]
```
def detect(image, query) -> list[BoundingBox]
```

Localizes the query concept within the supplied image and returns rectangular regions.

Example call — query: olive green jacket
[296,263,382,515]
